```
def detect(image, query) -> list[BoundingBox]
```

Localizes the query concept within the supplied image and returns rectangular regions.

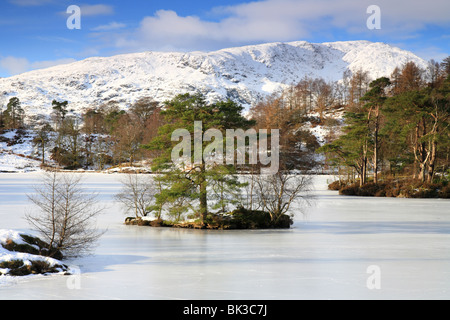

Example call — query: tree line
[242,57,449,186]
[1,96,163,170]
[318,59,449,187]
[1,56,449,184]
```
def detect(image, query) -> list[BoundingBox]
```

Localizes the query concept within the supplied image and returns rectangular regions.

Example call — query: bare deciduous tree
[115,173,158,218]
[26,171,105,259]
[129,97,160,126]
[254,172,313,224]
[112,114,144,166]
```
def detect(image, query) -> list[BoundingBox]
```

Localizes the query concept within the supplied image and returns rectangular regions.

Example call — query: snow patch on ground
[0,229,70,284]
[0,129,42,172]
[0,152,41,172]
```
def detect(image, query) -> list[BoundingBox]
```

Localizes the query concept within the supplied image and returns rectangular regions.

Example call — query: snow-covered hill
[0,40,427,116]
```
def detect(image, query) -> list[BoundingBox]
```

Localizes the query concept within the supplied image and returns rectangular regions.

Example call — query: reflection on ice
[300,221,450,234]
[1,173,449,299]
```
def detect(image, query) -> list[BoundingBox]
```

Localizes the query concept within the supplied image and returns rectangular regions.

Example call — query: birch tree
[255,172,313,224]
[26,171,104,259]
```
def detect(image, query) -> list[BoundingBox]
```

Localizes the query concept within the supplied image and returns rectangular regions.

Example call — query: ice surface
[0,173,449,300]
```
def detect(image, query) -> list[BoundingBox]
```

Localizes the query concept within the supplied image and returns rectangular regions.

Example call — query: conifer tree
[4,97,24,129]
[384,76,449,182]
[361,77,391,183]
[143,93,254,223]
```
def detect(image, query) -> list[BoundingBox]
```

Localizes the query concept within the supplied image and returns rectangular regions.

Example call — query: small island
[327,178,450,198]
[115,94,313,231]
[125,207,294,230]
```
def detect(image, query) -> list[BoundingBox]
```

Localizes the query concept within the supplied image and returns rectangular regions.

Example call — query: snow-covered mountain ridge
[0,40,427,115]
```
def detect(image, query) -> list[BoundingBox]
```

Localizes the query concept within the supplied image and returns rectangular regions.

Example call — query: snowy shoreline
[0,229,72,280]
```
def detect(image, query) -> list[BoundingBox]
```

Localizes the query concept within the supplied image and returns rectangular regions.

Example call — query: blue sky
[0,0,449,77]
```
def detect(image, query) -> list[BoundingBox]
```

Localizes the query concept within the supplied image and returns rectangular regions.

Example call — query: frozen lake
[0,172,449,300]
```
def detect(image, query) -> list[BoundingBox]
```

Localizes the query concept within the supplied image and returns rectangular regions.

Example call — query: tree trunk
[373,106,379,184]
[361,159,367,186]
[199,165,208,222]
[427,138,437,183]
[413,119,429,182]
[359,158,367,187]
[361,140,368,186]
[418,163,426,182]
[41,141,45,165]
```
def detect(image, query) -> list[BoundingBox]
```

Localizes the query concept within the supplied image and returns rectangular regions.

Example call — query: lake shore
[328,179,450,199]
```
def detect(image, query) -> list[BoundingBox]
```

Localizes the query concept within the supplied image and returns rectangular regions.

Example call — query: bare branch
[25,171,105,259]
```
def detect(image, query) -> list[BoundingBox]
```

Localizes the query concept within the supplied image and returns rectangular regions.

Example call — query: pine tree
[4,97,25,129]
[384,76,449,182]
[318,110,371,186]
[143,93,254,223]
[32,123,52,165]
[361,77,391,183]
[52,100,69,130]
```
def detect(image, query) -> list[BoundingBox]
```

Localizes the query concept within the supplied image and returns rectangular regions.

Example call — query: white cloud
[112,8,308,52]
[108,0,450,53]
[0,56,29,76]
[80,4,114,16]
[92,22,127,31]
[8,0,53,6]
[0,57,76,76]
[412,47,449,62]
